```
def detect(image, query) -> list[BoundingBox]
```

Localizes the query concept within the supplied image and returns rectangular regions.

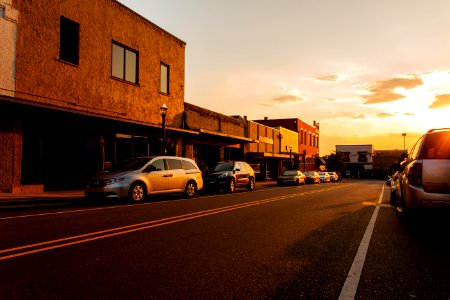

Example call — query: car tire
[247,177,255,191]
[390,190,397,206]
[227,178,236,193]
[129,182,146,203]
[184,181,197,198]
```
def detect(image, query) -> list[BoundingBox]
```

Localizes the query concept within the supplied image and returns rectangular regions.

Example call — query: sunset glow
[118,0,450,154]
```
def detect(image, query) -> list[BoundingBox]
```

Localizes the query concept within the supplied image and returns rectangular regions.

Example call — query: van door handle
[163,174,173,177]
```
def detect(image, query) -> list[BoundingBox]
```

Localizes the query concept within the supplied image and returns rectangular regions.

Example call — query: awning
[198,129,256,143]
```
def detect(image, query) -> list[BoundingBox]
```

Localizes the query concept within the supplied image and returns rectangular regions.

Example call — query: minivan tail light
[408,162,422,187]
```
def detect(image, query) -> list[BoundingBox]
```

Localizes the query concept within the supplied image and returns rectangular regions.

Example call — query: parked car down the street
[85,156,203,202]
[203,161,256,193]
[304,171,321,184]
[277,170,306,186]
[328,172,340,182]
[319,172,331,183]
[394,128,450,220]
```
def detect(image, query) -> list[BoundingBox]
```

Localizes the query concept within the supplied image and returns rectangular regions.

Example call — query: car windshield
[112,157,153,171]
[213,162,234,172]
[282,170,299,176]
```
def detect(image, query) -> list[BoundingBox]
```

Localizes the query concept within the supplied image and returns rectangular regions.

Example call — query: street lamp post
[289,145,293,170]
[402,133,406,152]
[303,150,307,172]
[160,104,168,155]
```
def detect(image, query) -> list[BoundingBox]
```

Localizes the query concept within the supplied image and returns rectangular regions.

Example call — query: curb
[0,181,278,204]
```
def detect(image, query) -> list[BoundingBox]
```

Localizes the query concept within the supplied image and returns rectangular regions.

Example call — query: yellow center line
[0,184,351,261]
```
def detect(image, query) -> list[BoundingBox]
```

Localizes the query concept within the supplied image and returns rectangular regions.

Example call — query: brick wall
[184,103,246,137]
[14,0,185,127]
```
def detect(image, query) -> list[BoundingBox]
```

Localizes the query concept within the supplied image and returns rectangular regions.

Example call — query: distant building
[245,120,286,180]
[372,149,407,178]
[253,117,321,172]
[336,145,374,178]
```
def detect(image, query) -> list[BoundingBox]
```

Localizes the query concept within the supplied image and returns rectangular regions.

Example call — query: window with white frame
[112,42,138,84]
[160,63,169,94]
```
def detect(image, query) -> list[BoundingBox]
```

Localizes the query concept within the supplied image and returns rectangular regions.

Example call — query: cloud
[429,94,450,109]
[376,113,395,118]
[363,76,423,104]
[260,94,307,106]
[315,74,338,82]
[273,95,307,104]
[352,113,367,119]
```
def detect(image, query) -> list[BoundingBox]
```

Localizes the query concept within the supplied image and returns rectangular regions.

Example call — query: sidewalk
[0,180,277,203]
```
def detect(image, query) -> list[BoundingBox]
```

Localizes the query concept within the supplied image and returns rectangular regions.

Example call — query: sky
[118,0,450,155]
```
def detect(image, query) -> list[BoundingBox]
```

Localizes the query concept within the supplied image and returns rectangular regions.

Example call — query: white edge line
[338,184,385,300]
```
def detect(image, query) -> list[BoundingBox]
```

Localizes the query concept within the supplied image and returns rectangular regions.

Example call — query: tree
[323,152,345,174]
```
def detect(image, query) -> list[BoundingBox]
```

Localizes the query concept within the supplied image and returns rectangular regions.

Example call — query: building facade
[183,103,253,172]
[0,0,189,192]
[336,145,374,178]
[253,118,321,172]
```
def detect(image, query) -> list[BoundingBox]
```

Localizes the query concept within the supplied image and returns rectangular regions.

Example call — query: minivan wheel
[184,181,197,198]
[247,177,255,191]
[228,179,236,193]
[129,182,146,202]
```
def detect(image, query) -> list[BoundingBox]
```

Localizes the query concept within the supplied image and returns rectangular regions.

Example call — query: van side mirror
[399,159,407,171]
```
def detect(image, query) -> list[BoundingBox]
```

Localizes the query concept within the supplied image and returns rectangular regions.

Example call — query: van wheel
[129,182,146,202]
[227,179,236,193]
[184,181,197,198]
[247,177,255,191]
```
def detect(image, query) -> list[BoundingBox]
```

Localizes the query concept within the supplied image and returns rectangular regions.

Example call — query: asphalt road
[0,180,449,299]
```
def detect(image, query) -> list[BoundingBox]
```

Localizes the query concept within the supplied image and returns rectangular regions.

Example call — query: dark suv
[204,161,255,193]
[394,128,450,220]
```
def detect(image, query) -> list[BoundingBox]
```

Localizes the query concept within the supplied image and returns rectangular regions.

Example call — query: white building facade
[336,144,374,178]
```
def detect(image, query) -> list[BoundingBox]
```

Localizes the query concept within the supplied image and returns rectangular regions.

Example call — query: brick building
[183,103,253,172]
[253,118,322,172]
[244,120,299,180]
[0,0,193,192]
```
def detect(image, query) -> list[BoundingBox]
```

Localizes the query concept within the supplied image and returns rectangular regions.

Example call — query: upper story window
[112,42,138,84]
[60,16,79,65]
[341,152,350,162]
[358,152,368,162]
[160,63,169,94]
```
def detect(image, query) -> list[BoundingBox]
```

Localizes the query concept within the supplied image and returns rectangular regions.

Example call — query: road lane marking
[0,183,353,220]
[338,184,385,300]
[0,185,351,261]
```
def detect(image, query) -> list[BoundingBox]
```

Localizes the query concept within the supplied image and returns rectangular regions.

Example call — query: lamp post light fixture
[402,133,407,152]
[160,104,168,155]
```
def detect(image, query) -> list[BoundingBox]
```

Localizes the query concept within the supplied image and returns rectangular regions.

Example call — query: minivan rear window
[421,131,450,159]
[182,160,197,170]
[167,159,182,170]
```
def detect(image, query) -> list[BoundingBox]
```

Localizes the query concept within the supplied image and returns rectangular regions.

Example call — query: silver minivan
[85,156,203,202]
